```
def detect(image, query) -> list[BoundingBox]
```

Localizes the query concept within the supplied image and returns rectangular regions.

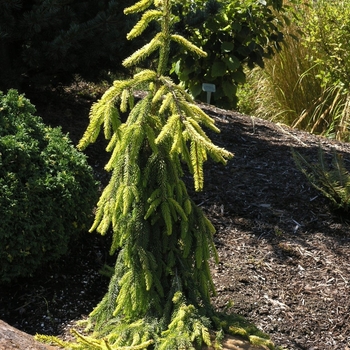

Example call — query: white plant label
[202,83,216,92]
[202,83,216,104]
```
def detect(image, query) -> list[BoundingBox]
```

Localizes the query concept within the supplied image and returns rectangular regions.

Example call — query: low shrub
[0,89,99,283]
[292,146,350,214]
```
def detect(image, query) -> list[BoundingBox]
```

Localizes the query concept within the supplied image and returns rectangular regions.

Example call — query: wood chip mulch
[196,104,350,350]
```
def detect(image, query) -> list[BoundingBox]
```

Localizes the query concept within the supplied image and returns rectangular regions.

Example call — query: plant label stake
[202,83,216,104]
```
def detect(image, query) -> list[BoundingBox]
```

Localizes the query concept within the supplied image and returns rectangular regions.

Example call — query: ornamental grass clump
[37,1,275,349]
[239,0,350,141]
[0,89,99,284]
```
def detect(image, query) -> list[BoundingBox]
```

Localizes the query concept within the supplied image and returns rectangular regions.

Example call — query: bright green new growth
[37,0,274,349]
[78,1,229,348]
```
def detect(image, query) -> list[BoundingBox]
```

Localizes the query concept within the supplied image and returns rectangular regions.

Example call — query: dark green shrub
[170,0,286,109]
[0,0,139,90]
[0,89,99,283]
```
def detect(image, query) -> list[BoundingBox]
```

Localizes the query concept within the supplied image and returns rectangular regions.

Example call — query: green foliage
[304,0,350,89]
[292,146,350,214]
[35,0,271,348]
[37,307,276,349]
[73,0,232,346]
[236,68,260,116]
[0,89,99,283]
[35,0,276,348]
[240,0,350,141]
[237,19,316,121]
[158,292,212,349]
[171,0,286,109]
[217,312,275,349]
[0,0,140,89]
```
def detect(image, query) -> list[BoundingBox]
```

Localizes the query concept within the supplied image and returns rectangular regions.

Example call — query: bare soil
[1,86,350,350]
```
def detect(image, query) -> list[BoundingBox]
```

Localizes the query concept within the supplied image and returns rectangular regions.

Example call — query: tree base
[205,332,270,350]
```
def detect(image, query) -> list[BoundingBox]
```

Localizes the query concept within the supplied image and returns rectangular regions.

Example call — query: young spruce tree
[38,0,271,349]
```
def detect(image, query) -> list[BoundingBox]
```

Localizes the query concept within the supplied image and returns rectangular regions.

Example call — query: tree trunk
[0,320,58,350]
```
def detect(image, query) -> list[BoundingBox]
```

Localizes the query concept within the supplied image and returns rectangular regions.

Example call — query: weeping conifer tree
[37,0,273,349]
[79,2,231,347]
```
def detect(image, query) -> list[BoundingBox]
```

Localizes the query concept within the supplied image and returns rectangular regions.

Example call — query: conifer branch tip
[170,34,207,57]
[127,10,163,40]
[124,0,154,15]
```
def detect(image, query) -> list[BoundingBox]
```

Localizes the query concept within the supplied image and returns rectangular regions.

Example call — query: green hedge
[0,89,99,283]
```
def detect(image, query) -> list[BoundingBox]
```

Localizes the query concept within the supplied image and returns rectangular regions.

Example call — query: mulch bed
[1,86,350,350]
[196,105,350,350]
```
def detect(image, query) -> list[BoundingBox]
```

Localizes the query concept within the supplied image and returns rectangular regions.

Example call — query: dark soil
[1,84,350,350]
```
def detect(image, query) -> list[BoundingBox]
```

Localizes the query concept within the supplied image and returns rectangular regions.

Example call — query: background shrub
[0,0,139,90]
[171,0,286,110]
[305,0,350,89]
[239,0,350,141]
[0,89,99,283]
